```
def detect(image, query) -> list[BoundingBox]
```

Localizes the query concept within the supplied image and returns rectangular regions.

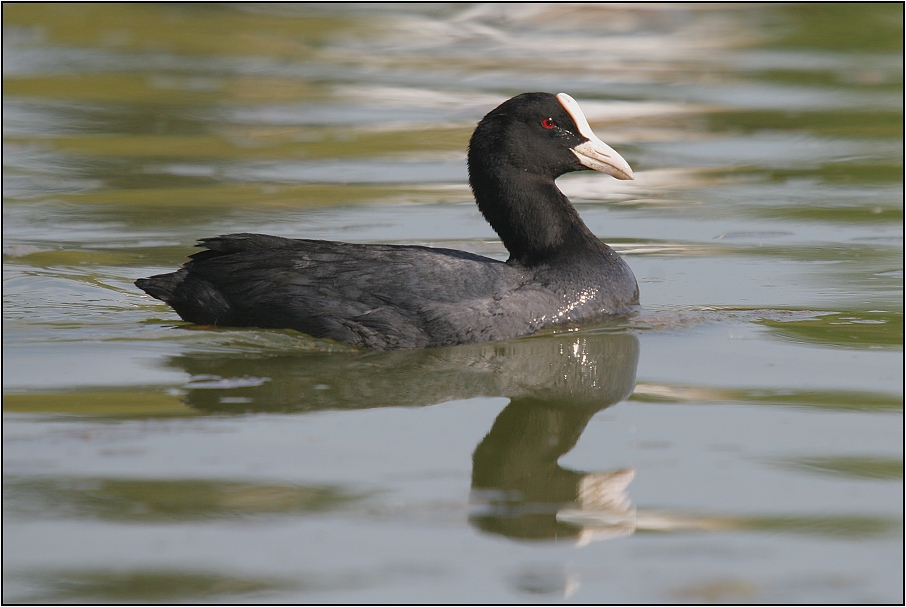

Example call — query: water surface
[3,4,903,603]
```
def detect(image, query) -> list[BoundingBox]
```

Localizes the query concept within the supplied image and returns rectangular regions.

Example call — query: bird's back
[136,233,544,349]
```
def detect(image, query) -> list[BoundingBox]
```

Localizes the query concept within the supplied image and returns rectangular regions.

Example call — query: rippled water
[3,4,903,603]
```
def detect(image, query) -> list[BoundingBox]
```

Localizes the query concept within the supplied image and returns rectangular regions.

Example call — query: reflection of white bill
[558,468,740,547]
[556,469,637,546]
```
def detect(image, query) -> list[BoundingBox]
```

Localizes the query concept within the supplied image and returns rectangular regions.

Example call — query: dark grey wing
[136,233,538,349]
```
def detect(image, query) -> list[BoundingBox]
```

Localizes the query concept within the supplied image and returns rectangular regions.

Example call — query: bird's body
[138,232,637,349]
[136,93,639,350]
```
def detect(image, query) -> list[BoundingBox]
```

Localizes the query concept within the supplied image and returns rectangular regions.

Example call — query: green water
[3,4,902,603]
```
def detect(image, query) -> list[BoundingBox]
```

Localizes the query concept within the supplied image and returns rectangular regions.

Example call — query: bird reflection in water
[471,398,637,544]
[169,330,639,545]
[469,335,638,544]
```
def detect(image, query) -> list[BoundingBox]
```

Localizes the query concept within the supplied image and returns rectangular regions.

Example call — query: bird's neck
[469,167,602,266]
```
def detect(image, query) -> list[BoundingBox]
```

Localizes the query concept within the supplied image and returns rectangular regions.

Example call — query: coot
[136,92,638,350]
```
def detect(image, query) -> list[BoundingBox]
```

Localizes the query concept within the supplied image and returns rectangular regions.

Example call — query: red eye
[541,118,556,129]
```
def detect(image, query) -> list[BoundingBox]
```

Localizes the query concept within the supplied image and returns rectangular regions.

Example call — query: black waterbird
[136,93,638,350]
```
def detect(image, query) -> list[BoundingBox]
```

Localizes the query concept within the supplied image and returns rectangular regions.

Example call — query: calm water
[3,4,903,603]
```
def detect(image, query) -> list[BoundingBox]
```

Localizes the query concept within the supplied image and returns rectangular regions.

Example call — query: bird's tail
[135,271,184,303]
[135,269,234,325]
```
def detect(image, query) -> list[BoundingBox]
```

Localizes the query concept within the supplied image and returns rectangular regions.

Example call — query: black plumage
[136,93,639,349]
